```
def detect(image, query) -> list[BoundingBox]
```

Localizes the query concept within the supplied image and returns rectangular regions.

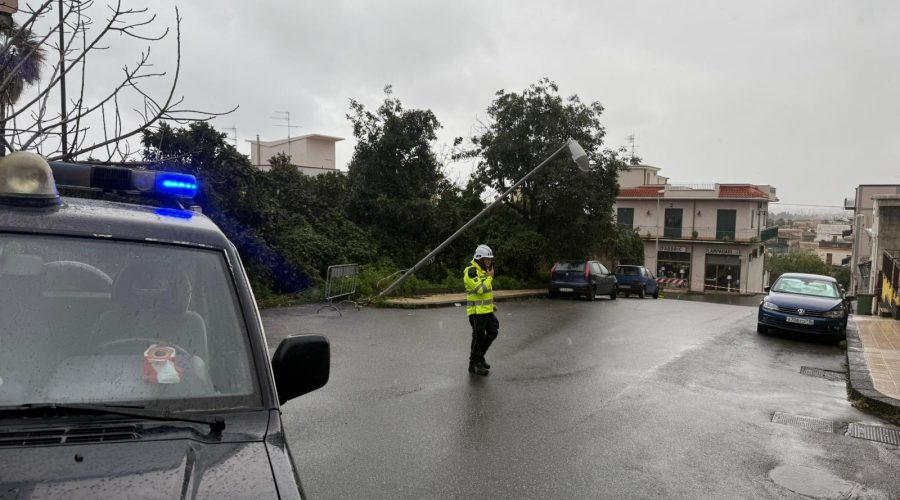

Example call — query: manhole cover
[799,366,847,381]
[772,412,835,433]
[847,423,900,446]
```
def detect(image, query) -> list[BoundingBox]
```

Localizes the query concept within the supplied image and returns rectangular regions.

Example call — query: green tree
[457,78,625,274]
[767,253,831,283]
[346,86,459,268]
[0,22,45,156]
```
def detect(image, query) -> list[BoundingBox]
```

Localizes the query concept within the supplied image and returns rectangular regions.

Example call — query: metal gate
[317,264,360,316]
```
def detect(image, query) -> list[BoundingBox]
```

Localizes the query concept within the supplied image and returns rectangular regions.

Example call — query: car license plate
[560,288,574,292]
[786,316,814,326]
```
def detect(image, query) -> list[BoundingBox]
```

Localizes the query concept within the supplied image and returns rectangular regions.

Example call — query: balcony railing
[634,226,762,243]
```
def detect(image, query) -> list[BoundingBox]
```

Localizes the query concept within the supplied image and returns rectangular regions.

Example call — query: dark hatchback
[757,273,856,338]
[549,260,617,300]
[0,155,329,499]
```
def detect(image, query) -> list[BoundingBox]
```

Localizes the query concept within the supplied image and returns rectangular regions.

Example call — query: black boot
[480,357,491,369]
[468,360,489,376]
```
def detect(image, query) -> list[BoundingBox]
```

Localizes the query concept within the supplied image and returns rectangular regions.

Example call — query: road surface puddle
[769,465,885,499]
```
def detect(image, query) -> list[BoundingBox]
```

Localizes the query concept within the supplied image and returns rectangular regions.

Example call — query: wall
[615,198,766,242]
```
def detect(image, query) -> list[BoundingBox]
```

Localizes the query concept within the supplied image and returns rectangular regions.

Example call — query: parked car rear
[549,260,617,300]
[614,265,659,299]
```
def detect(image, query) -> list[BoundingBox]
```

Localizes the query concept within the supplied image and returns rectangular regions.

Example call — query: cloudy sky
[26,0,900,209]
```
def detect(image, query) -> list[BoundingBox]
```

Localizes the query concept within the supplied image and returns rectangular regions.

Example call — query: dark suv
[0,153,329,498]
[549,260,617,300]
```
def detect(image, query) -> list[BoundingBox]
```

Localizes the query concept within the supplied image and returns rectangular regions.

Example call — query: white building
[615,165,778,294]
[247,134,344,176]
[844,185,900,294]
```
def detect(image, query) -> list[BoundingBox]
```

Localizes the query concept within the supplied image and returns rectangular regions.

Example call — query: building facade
[845,185,900,294]
[616,166,777,293]
[247,134,344,176]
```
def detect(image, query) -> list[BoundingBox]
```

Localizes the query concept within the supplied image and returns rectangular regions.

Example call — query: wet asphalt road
[262,296,900,499]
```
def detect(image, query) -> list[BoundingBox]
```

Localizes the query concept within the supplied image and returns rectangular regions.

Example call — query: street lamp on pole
[378,139,591,297]
[655,188,665,275]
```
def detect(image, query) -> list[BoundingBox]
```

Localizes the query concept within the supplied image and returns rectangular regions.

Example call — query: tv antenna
[223,126,238,147]
[626,134,639,163]
[272,111,302,152]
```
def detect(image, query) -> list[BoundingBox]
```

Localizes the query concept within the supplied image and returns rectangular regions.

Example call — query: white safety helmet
[474,244,494,260]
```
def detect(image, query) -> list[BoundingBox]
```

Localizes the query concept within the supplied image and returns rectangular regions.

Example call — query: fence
[880,251,900,318]
[317,264,360,316]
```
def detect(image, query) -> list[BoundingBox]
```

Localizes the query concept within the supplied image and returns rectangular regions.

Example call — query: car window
[598,264,609,275]
[555,261,585,272]
[591,262,602,274]
[616,266,639,275]
[0,233,261,410]
[772,277,840,298]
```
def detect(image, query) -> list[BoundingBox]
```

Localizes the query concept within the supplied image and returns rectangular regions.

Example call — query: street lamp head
[567,139,590,172]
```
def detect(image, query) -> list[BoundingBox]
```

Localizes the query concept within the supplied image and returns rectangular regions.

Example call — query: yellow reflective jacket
[464,259,494,315]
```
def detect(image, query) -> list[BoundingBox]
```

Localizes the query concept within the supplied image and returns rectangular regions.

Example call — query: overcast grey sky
[55,1,900,208]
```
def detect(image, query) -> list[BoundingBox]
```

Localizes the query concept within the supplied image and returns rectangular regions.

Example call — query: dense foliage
[766,253,847,288]
[139,80,637,299]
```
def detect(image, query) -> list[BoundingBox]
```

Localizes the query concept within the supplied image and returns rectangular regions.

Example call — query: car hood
[0,439,279,499]
[765,291,842,311]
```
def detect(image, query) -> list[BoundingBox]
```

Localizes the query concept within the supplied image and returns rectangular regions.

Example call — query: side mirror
[845,295,857,302]
[764,286,771,293]
[271,334,330,405]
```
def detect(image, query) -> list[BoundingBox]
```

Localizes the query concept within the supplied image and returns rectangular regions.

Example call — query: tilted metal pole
[378,140,575,297]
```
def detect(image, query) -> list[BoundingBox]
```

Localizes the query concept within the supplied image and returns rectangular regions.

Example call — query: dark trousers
[469,312,499,362]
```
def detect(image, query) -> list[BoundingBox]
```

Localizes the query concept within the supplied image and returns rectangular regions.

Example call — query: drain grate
[799,366,847,382]
[847,423,900,446]
[772,412,835,433]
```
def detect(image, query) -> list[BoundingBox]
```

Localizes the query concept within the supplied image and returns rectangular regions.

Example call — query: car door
[643,268,658,293]
[595,262,615,293]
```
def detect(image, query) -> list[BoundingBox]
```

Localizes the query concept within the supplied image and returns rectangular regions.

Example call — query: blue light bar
[48,161,199,200]
[156,173,199,198]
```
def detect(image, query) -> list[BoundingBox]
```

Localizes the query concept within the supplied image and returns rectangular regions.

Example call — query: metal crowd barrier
[317,264,360,316]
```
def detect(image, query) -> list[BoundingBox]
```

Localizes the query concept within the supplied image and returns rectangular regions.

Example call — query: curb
[845,319,900,424]
[380,290,548,309]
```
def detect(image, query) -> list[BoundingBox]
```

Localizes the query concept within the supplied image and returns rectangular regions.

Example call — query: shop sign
[706,247,740,255]
[660,245,688,253]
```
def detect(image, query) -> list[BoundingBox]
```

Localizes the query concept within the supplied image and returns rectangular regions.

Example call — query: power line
[769,202,848,209]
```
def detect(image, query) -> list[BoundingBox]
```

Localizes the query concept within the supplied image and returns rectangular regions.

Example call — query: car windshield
[0,233,260,410]
[772,276,840,298]
[616,266,640,275]
[555,262,585,272]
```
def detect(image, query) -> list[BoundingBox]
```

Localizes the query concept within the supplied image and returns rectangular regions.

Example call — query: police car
[0,152,329,498]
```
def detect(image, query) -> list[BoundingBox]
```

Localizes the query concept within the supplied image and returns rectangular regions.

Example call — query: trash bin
[856,293,874,315]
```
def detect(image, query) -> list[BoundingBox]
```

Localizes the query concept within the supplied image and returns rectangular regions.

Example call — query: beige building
[248,134,344,176]
[845,185,900,294]
[616,165,777,293]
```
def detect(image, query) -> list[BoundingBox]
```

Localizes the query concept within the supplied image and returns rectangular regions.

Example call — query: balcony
[636,226,763,243]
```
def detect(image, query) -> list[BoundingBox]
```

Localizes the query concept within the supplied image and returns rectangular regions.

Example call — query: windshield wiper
[0,403,225,433]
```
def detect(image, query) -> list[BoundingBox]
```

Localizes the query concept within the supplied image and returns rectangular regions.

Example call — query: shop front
[704,248,742,292]
[656,244,691,289]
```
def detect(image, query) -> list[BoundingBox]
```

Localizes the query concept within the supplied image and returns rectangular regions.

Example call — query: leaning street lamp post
[378,138,591,297]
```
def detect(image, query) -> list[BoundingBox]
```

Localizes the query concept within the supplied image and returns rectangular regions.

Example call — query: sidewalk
[847,316,900,422]
[382,289,546,308]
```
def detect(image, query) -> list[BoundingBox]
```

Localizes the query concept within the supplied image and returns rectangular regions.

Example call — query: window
[597,263,610,275]
[617,207,634,228]
[664,208,683,238]
[590,262,602,275]
[716,209,737,241]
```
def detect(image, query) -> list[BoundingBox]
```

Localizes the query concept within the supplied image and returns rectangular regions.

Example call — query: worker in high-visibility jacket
[464,244,500,375]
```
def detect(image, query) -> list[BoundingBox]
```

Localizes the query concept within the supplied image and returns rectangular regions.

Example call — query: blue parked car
[549,260,618,300]
[757,273,856,338]
[614,265,659,299]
